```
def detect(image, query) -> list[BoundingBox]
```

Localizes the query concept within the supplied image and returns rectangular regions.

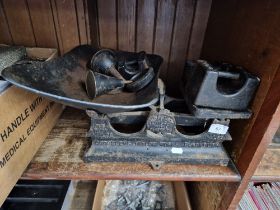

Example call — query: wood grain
[27,0,58,48]
[0,0,13,44]
[22,107,240,182]
[174,182,192,210]
[117,0,136,51]
[62,180,96,210]
[228,68,280,208]
[52,0,80,54]
[2,0,36,46]
[50,0,63,53]
[167,0,195,95]
[86,0,98,47]
[153,0,176,81]
[84,0,91,44]
[136,0,156,53]
[75,0,88,45]
[97,0,117,49]
[187,0,212,59]
[253,146,280,181]
[189,182,239,210]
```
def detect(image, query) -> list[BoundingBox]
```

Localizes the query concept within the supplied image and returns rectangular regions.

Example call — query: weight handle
[218,71,240,79]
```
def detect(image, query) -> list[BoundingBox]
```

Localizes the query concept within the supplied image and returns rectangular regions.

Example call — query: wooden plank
[188,182,239,210]
[136,0,156,53]
[52,0,80,54]
[27,0,58,48]
[97,0,117,49]
[22,107,240,182]
[166,0,195,95]
[0,0,13,44]
[253,146,280,181]
[200,0,237,61]
[50,0,63,54]
[187,0,212,59]
[229,70,280,208]
[86,0,98,47]
[61,181,96,210]
[75,0,88,45]
[117,0,136,51]
[84,0,91,44]
[174,182,192,210]
[91,181,105,210]
[153,0,176,81]
[2,0,36,46]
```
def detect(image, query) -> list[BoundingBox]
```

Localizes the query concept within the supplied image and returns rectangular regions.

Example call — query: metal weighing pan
[1,45,163,113]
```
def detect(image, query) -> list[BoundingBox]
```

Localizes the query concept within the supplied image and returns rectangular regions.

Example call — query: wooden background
[0,0,212,94]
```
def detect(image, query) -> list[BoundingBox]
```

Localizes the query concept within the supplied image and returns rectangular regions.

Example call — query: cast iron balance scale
[1,45,260,169]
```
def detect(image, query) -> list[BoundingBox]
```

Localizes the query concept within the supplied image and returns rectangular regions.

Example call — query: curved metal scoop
[1,45,163,113]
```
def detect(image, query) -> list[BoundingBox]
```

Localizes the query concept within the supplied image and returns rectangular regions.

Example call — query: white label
[208,124,228,135]
[171,147,183,154]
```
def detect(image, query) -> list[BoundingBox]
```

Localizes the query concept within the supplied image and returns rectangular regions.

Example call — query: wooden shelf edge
[22,169,241,182]
[251,175,280,182]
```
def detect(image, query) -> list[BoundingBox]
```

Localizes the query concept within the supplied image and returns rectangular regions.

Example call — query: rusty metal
[1,45,163,113]
[84,103,231,169]
[85,71,125,99]
[84,82,232,169]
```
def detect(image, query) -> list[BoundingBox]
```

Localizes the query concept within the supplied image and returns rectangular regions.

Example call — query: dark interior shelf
[22,107,240,182]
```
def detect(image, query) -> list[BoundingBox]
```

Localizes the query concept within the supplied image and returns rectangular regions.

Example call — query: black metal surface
[1,180,70,210]
[183,60,260,113]
[107,111,206,126]
[125,67,155,92]
[1,45,163,113]
[85,105,232,168]
[90,49,126,81]
[85,71,125,99]
[188,104,252,119]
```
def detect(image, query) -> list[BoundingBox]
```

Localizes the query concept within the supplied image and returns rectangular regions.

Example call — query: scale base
[84,142,230,169]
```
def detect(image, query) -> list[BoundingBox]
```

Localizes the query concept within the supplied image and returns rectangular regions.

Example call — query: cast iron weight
[117,51,155,92]
[119,51,150,73]
[125,67,155,92]
[183,60,260,112]
[137,51,150,70]
[90,49,126,81]
[86,71,129,99]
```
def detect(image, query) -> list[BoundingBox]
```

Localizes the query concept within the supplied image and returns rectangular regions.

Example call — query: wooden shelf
[252,144,280,182]
[22,107,240,182]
